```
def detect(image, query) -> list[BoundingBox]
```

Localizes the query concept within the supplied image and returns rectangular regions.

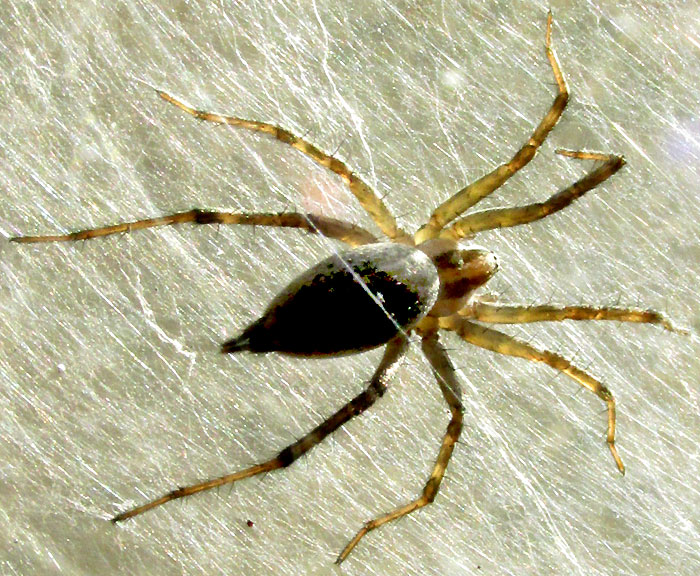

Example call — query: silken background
[2,1,699,575]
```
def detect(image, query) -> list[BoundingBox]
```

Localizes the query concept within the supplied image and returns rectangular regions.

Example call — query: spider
[12,13,681,564]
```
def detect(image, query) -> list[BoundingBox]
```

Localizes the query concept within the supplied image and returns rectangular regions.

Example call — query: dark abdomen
[222,243,439,356]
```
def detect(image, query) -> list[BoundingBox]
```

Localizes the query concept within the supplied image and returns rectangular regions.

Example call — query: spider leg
[443,151,625,238]
[337,332,463,564]
[440,316,625,474]
[462,301,684,333]
[415,12,568,243]
[11,210,377,247]
[157,91,411,243]
[112,335,408,523]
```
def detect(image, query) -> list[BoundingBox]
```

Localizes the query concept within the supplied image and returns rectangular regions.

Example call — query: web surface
[2,1,699,575]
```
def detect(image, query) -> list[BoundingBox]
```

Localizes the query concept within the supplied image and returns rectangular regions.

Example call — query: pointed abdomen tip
[221,336,250,354]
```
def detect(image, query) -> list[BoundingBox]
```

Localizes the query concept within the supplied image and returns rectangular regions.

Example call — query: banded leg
[11,209,377,247]
[440,316,626,474]
[443,151,625,238]
[157,91,410,243]
[337,332,464,564]
[463,301,683,333]
[415,12,568,243]
[112,335,408,523]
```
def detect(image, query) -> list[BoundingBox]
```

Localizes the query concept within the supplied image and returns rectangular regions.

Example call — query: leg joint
[277,446,296,467]
[193,209,218,224]
[422,478,440,503]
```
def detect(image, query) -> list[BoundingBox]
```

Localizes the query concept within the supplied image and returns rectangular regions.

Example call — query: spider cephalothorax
[13,13,681,565]
[418,238,499,317]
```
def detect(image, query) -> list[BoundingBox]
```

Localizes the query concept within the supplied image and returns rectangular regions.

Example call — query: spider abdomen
[222,243,439,356]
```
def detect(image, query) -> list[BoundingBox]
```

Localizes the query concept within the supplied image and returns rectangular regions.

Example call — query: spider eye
[433,250,464,269]
[460,247,499,282]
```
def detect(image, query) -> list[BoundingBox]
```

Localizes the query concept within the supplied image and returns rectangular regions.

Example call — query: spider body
[222,243,439,355]
[223,240,497,356]
[12,13,682,566]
